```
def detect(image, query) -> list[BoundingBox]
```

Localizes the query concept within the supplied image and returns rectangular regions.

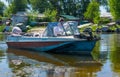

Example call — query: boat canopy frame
[42,21,80,37]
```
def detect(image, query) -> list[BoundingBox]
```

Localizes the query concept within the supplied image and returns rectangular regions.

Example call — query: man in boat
[53,18,66,36]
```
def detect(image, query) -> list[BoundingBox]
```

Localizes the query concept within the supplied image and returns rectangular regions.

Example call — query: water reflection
[99,34,120,51]
[0,44,12,77]
[110,34,120,73]
[0,33,120,77]
[95,34,120,77]
[7,48,103,77]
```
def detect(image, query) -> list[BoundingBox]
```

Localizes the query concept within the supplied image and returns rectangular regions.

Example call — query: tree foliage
[4,0,28,16]
[29,0,51,13]
[27,10,39,21]
[79,0,90,17]
[48,0,90,18]
[84,0,100,24]
[0,1,5,16]
[108,0,120,20]
[3,0,106,23]
[3,4,14,17]
[11,0,28,13]
[4,0,91,19]
[44,9,57,22]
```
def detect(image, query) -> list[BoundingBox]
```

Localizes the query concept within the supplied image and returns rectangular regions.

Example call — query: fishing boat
[6,21,99,53]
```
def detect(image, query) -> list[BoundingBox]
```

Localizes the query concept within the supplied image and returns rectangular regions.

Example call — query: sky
[1,0,8,6]
[100,6,107,13]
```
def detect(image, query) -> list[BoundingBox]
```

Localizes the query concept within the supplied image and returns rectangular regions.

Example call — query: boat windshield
[42,21,80,37]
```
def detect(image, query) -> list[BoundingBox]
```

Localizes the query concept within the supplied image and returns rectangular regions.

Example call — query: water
[0,33,120,77]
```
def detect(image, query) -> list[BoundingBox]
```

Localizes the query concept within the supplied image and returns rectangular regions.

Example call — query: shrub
[44,9,57,22]
[0,25,5,32]
[99,18,111,24]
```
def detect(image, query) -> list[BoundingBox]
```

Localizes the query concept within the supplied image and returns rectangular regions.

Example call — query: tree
[29,0,51,13]
[3,4,13,17]
[27,10,39,21]
[48,0,60,14]
[108,0,120,20]
[4,0,28,16]
[44,9,57,22]
[12,0,28,12]
[0,1,5,16]
[84,0,100,24]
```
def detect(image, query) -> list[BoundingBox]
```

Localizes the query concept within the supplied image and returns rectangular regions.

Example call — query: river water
[0,33,120,77]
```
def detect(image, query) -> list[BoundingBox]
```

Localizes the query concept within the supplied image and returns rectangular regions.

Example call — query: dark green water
[0,33,120,77]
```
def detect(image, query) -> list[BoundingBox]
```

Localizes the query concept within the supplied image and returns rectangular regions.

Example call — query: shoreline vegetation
[0,22,120,34]
[23,22,120,33]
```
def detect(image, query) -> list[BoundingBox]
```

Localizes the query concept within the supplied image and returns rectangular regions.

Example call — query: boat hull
[6,40,97,53]
[48,40,97,54]
[7,41,71,51]
[6,35,97,53]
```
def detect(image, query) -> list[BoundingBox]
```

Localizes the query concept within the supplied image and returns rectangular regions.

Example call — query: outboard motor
[87,33,93,41]
[83,28,93,40]
[86,28,94,41]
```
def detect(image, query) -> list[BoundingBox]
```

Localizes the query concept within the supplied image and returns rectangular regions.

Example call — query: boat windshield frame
[42,21,80,37]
